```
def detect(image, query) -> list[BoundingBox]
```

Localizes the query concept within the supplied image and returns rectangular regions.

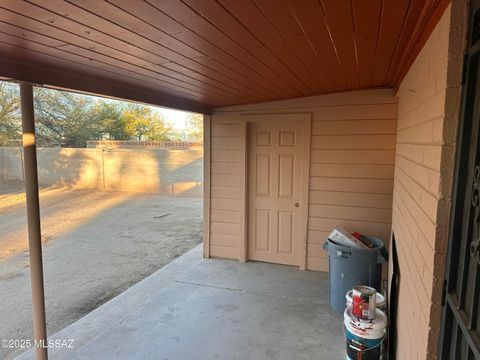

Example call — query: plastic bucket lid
[344,307,387,340]
[345,290,386,309]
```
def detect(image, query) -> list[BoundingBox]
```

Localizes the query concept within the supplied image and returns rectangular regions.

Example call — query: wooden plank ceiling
[0,0,450,113]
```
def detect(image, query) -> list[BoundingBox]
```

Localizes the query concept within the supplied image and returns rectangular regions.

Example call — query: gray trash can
[323,236,387,314]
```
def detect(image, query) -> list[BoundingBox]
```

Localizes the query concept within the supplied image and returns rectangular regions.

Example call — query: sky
[154,107,189,130]
[84,89,193,130]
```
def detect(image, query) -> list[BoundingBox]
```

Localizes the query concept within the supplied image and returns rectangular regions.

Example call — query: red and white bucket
[351,286,377,320]
[346,290,386,312]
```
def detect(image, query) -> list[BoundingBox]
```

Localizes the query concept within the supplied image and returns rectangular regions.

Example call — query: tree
[186,113,203,140]
[0,82,21,145]
[33,89,172,146]
[33,88,104,147]
[92,101,123,140]
[119,104,171,141]
[0,81,174,147]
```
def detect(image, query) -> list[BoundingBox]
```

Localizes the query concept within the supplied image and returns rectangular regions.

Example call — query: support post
[203,114,211,258]
[20,82,48,360]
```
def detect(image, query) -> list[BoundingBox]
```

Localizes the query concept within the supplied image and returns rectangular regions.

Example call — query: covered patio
[0,0,474,359]
[16,245,344,360]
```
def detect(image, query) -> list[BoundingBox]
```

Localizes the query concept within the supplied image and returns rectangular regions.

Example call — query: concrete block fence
[0,147,203,197]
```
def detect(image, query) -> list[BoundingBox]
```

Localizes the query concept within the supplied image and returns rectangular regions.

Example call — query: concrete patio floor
[16,245,344,360]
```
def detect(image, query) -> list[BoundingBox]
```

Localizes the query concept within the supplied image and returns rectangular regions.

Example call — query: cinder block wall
[392,3,465,358]
[208,89,397,268]
[0,147,203,196]
[0,147,23,184]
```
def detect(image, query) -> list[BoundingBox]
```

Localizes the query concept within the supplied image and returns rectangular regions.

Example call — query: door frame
[238,113,311,270]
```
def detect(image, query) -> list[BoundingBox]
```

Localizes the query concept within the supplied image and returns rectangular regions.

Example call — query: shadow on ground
[0,188,203,360]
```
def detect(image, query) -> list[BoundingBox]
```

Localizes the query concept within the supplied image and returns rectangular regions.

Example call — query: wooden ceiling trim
[320,0,359,90]
[371,0,411,86]
[107,0,291,99]
[215,0,323,94]
[253,0,335,93]
[352,0,382,89]
[286,0,348,91]
[21,0,259,102]
[174,0,305,97]
[392,0,451,87]
[0,53,212,113]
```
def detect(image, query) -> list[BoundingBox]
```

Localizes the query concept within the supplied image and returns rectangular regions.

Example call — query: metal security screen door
[440,1,480,358]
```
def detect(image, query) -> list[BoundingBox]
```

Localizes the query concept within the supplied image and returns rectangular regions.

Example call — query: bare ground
[0,188,202,360]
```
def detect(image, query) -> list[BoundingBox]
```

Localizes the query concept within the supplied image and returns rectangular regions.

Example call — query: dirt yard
[0,187,202,360]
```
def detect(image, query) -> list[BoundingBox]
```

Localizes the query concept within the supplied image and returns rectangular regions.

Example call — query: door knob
[295,203,299,207]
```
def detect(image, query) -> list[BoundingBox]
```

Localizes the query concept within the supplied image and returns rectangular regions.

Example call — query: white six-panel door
[248,119,304,266]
